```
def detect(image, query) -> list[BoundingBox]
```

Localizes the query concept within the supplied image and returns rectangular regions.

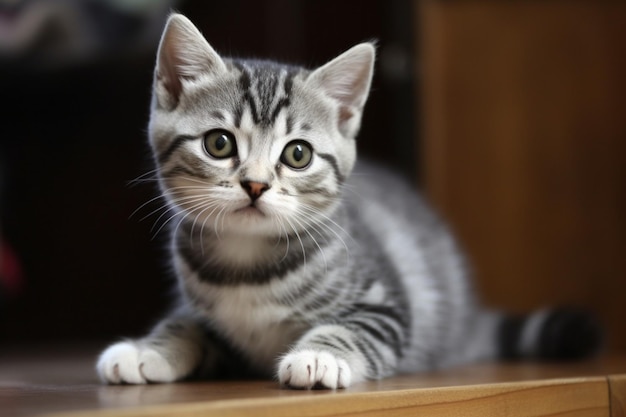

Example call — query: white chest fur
[185,275,307,370]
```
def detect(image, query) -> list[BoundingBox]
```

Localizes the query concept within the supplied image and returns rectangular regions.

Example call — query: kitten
[97,13,601,389]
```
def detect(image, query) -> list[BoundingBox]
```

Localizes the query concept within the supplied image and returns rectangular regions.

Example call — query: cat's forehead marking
[232,60,298,130]
[211,110,226,122]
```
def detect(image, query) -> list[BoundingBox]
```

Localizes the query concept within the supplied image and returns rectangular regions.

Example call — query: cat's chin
[223,205,279,236]
[234,205,266,218]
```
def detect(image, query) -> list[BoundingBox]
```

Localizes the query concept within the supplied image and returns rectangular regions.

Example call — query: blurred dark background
[1,0,625,353]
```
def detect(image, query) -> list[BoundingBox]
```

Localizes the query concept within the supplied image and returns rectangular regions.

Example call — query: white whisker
[277,217,292,262]
[213,205,230,240]
[130,184,212,221]
[127,168,161,187]
[173,175,213,186]
[291,215,328,275]
[284,217,306,270]
[151,198,211,239]
[137,193,203,223]
[172,199,221,245]
[296,204,352,263]
[129,194,166,220]
[199,203,223,254]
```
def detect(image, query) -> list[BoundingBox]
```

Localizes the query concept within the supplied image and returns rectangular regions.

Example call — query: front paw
[278,350,351,389]
[96,341,177,384]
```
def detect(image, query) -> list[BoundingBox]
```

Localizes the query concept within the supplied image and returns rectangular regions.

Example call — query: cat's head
[148,14,374,236]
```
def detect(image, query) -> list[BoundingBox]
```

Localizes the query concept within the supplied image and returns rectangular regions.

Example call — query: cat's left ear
[307,43,375,137]
[154,13,227,109]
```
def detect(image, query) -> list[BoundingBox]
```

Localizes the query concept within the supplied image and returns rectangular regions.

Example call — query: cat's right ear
[154,13,227,109]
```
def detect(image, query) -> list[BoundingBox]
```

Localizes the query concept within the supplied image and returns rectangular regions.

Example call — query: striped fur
[96,14,601,388]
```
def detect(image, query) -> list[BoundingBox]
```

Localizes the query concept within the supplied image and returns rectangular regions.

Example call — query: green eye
[281,141,313,169]
[203,130,237,159]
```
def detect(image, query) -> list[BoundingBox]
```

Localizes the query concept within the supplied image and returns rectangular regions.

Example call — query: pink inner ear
[339,106,354,124]
[155,26,186,107]
[154,14,227,109]
[308,44,375,137]
[157,60,183,105]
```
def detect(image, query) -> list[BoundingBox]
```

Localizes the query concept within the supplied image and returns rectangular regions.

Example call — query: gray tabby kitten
[97,14,599,389]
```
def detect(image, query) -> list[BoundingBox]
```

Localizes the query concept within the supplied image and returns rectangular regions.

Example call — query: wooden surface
[1,345,625,417]
[610,375,626,417]
[418,1,626,351]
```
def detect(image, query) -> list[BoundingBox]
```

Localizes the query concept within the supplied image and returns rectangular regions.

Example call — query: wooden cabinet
[418,1,626,350]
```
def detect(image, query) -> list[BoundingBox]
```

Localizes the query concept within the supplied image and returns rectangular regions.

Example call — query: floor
[1,344,624,417]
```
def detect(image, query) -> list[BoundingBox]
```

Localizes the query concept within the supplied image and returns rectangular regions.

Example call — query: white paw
[96,341,177,384]
[278,350,351,389]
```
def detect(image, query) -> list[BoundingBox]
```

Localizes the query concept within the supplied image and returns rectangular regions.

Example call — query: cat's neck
[171,202,350,275]
[207,231,283,267]
[173,223,291,268]
[174,220,335,273]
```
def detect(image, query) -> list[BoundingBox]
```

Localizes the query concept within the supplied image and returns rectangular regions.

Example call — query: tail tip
[536,308,604,360]
[499,307,604,361]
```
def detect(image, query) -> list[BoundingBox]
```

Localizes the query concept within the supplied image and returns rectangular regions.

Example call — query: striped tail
[497,308,603,360]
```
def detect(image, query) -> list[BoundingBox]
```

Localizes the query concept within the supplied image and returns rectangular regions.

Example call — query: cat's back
[344,160,474,370]
[344,159,469,300]
[345,160,444,238]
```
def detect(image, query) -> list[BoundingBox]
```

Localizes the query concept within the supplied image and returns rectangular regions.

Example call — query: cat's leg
[278,323,398,389]
[96,314,204,384]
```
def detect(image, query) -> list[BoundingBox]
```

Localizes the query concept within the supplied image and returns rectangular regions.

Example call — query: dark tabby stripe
[299,286,349,314]
[317,153,345,184]
[353,337,383,376]
[497,315,524,359]
[348,316,405,358]
[350,304,411,331]
[162,165,209,180]
[158,135,197,165]
[175,222,330,285]
[345,305,409,360]
[233,61,297,129]
[326,334,356,353]
[285,114,294,135]
[304,331,383,376]
[211,110,226,121]
[307,334,347,354]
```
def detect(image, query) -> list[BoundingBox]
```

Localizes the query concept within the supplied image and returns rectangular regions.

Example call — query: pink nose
[240,180,270,201]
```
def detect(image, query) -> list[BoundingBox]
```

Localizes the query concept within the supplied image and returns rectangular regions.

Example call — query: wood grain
[2,347,625,417]
[44,377,609,417]
[610,375,626,417]
[418,0,626,350]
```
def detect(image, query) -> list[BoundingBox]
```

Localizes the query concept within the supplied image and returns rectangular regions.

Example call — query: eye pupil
[281,140,312,169]
[215,135,227,150]
[293,145,303,161]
